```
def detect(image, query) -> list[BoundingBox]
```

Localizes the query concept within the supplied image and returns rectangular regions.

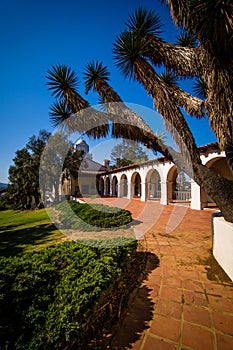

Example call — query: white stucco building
[97,143,233,210]
[64,141,233,211]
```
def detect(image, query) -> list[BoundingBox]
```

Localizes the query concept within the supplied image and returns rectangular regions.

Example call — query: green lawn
[0,209,64,257]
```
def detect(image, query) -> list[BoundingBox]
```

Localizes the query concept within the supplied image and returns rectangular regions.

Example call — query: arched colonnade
[99,149,232,210]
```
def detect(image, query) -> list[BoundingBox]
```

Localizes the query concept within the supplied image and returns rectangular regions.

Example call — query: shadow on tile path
[94,199,233,350]
[101,252,160,350]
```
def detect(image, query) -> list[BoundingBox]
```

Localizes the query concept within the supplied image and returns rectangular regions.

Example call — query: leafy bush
[0,238,137,349]
[56,201,132,231]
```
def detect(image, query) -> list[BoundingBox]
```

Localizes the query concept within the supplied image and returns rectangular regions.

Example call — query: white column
[127,181,133,199]
[117,181,121,198]
[141,182,146,202]
[160,181,168,205]
[190,180,202,210]
[109,178,113,196]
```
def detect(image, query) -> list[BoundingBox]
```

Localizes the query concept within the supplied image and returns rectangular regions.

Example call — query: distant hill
[0,183,8,189]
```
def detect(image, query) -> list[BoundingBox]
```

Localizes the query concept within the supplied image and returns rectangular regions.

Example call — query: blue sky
[0,0,216,183]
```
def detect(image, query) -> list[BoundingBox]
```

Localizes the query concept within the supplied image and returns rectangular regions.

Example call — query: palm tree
[84,60,156,146]
[113,16,233,222]
[126,6,201,77]
[83,60,177,160]
[113,31,200,163]
[176,30,197,48]
[124,4,233,154]
[46,64,109,138]
[164,0,233,150]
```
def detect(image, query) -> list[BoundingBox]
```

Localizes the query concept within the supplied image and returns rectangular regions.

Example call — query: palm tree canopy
[49,101,72,130]
[160,70,178,85]
[83,60,110,94]
[46,64,79,99]
[113,31,147,80]
[126,6,163,38]
[176,29,197,47]
[193,77,207,99]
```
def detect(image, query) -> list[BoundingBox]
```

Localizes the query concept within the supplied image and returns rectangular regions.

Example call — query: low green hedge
[56,201,132,231]
[0,238,137,350]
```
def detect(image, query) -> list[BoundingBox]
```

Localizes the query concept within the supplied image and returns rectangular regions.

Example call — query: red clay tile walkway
[95,198,233,350]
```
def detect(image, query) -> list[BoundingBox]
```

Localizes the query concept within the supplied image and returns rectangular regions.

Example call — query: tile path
[90,198,233,350]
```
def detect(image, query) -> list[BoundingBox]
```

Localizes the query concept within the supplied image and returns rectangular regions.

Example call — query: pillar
[190,180,202,210]
[141,182,146,202]
[160,181,168,205]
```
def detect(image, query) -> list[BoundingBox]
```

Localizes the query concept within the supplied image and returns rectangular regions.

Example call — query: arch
[167,166,191,203]
[205,157,233,180]
[131,172,141,198]
[146,169,161,200]
[105,177,110,196]
[98,177,104,196]
[120,174,128,197]
[201,156,233,208]
[112,176,118,196]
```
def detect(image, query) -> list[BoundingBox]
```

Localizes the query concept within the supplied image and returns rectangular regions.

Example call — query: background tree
[6,130,51,209]
[39,132,85,203]
[110,139,148,169]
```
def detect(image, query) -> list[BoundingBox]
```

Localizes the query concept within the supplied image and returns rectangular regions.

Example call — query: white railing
[149,190,161,198]
[174,191,191,201]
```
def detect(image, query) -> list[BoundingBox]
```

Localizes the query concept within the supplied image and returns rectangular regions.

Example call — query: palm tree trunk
[134,57,201,164]
[132,57,233,222]
[147,36,202,77]
[194,164,233,222]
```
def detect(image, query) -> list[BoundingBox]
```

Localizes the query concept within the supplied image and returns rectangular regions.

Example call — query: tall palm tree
[164,0,233,151]
[125,4,233,155]
[113,27,233,222]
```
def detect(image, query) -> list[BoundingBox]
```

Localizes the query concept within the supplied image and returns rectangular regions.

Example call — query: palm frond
[160,70,178,85]
[193,77,207,99]
[176,29,197,47]
[49,101,72,129]
[83,60,110,94]
[46,64,79,99]
[113,31,148,79]
[126,6,163,38]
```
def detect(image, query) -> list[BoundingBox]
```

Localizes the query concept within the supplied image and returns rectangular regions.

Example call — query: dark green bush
[0,238,137,349]
[56,201,132,231]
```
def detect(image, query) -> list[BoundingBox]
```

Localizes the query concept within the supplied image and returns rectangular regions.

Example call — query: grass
[0,209,64,257]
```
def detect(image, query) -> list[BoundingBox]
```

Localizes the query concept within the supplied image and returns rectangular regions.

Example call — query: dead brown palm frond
[205,67,233,149]
[164,0,190,28]
[148,37,201,77]
[189,0,233,65]
[159,70,205,117]
[166,0,233,65]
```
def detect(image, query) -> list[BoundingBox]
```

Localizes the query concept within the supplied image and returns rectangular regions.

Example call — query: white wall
[213,213,233,281]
